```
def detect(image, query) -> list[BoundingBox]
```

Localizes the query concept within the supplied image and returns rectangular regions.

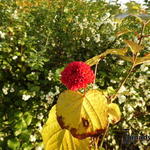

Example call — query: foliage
[0,0,149,150]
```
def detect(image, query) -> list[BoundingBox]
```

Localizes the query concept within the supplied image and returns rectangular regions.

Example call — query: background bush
[0,0,149,149]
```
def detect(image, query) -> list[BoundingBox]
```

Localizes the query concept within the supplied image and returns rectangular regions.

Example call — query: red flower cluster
[61,61,95,91]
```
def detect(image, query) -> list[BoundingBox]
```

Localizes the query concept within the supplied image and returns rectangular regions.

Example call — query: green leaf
[124,40,143,54]
[7,138,20,150]
[23,112,33,126]
[41,106,89,150]
[86,49,127,66]
[22,143,33,150]
[107,87,116,95]
[56,90,108,139]
[14,128,22,136]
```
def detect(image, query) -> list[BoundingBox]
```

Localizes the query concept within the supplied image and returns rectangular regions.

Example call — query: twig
[99,123,109,149]
[98,19,146,149]
[111,22,146,103]
[94,62,99,84]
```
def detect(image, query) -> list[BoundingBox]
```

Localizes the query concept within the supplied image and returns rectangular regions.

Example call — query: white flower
[140,64,149,72]
[47,70,53,81]
[10,87,15,93]
[112,139,116,145]
[35,146,43,150]
[110,79,116,83]
[90,27,96,34]
[130,87,137,94]
[30,135,36,142]
[64,7,69,13]
[127,114,133,121]
[147,94,150,99]
[115,145,119,150]
[117,60,124,65]
[37,113,44,120]
[0,31,5,39]
[118,95,126,104]
[22,94,31,101]
[147,71,150,74]
[122,121,128,128]
[79,23,83,30]
[94,34,100,43]
[2,87,9,95]
[55,86,60,94]
[12,10,18,19]
[137,77,145,84]
[36,122,42,131]
[119,86,126,93]
[86,37,90,42]
[12,56,18,60]
[127,104,134,113]
[95,22,102,27]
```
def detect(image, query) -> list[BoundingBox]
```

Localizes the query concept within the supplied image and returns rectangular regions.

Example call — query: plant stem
[94,62,99,84]
[99,123,109,149]
[95,137,99,150]
[111,62,135,102]
[111,22,146,103]
[99,20,146,149]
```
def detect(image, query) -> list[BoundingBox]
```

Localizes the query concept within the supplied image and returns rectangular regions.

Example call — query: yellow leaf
[119,56,133,63]
[86,49,127,66]
[124,40,143,54]
[135,54,150,66]
[108,103,121,124]
[56,90,108,139]
[41,106,89,150]
[116,29,132,37]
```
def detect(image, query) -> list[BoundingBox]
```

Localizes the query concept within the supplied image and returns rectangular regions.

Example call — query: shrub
[0,0,149,149]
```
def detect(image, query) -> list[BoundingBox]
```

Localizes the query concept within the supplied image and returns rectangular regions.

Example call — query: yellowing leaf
[135,54,150,66]
[86,49,127,66]
[124,40,143,54]
[56,90,108,139]
[108,103,121,124]
[41,106,89,150]
[116,29,132,37]
[119,56,133,63]
[86,55,101,66]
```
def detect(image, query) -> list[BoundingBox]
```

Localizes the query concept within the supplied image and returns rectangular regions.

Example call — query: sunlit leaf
[41,106,89,150]
[23,112,32,126]
[56,90,108,139]
[119,56,133,63]
[108,103,121,124]
[124,40,143,54]
[135,54,150,66]
[7,138,20,150]
[86,49,127,66]
[116,29,132,37]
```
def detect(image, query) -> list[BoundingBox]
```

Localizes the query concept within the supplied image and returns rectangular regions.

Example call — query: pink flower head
[61,61,95,91]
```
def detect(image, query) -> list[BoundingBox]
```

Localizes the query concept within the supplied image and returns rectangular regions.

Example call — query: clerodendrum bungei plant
[41,16,150,150]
